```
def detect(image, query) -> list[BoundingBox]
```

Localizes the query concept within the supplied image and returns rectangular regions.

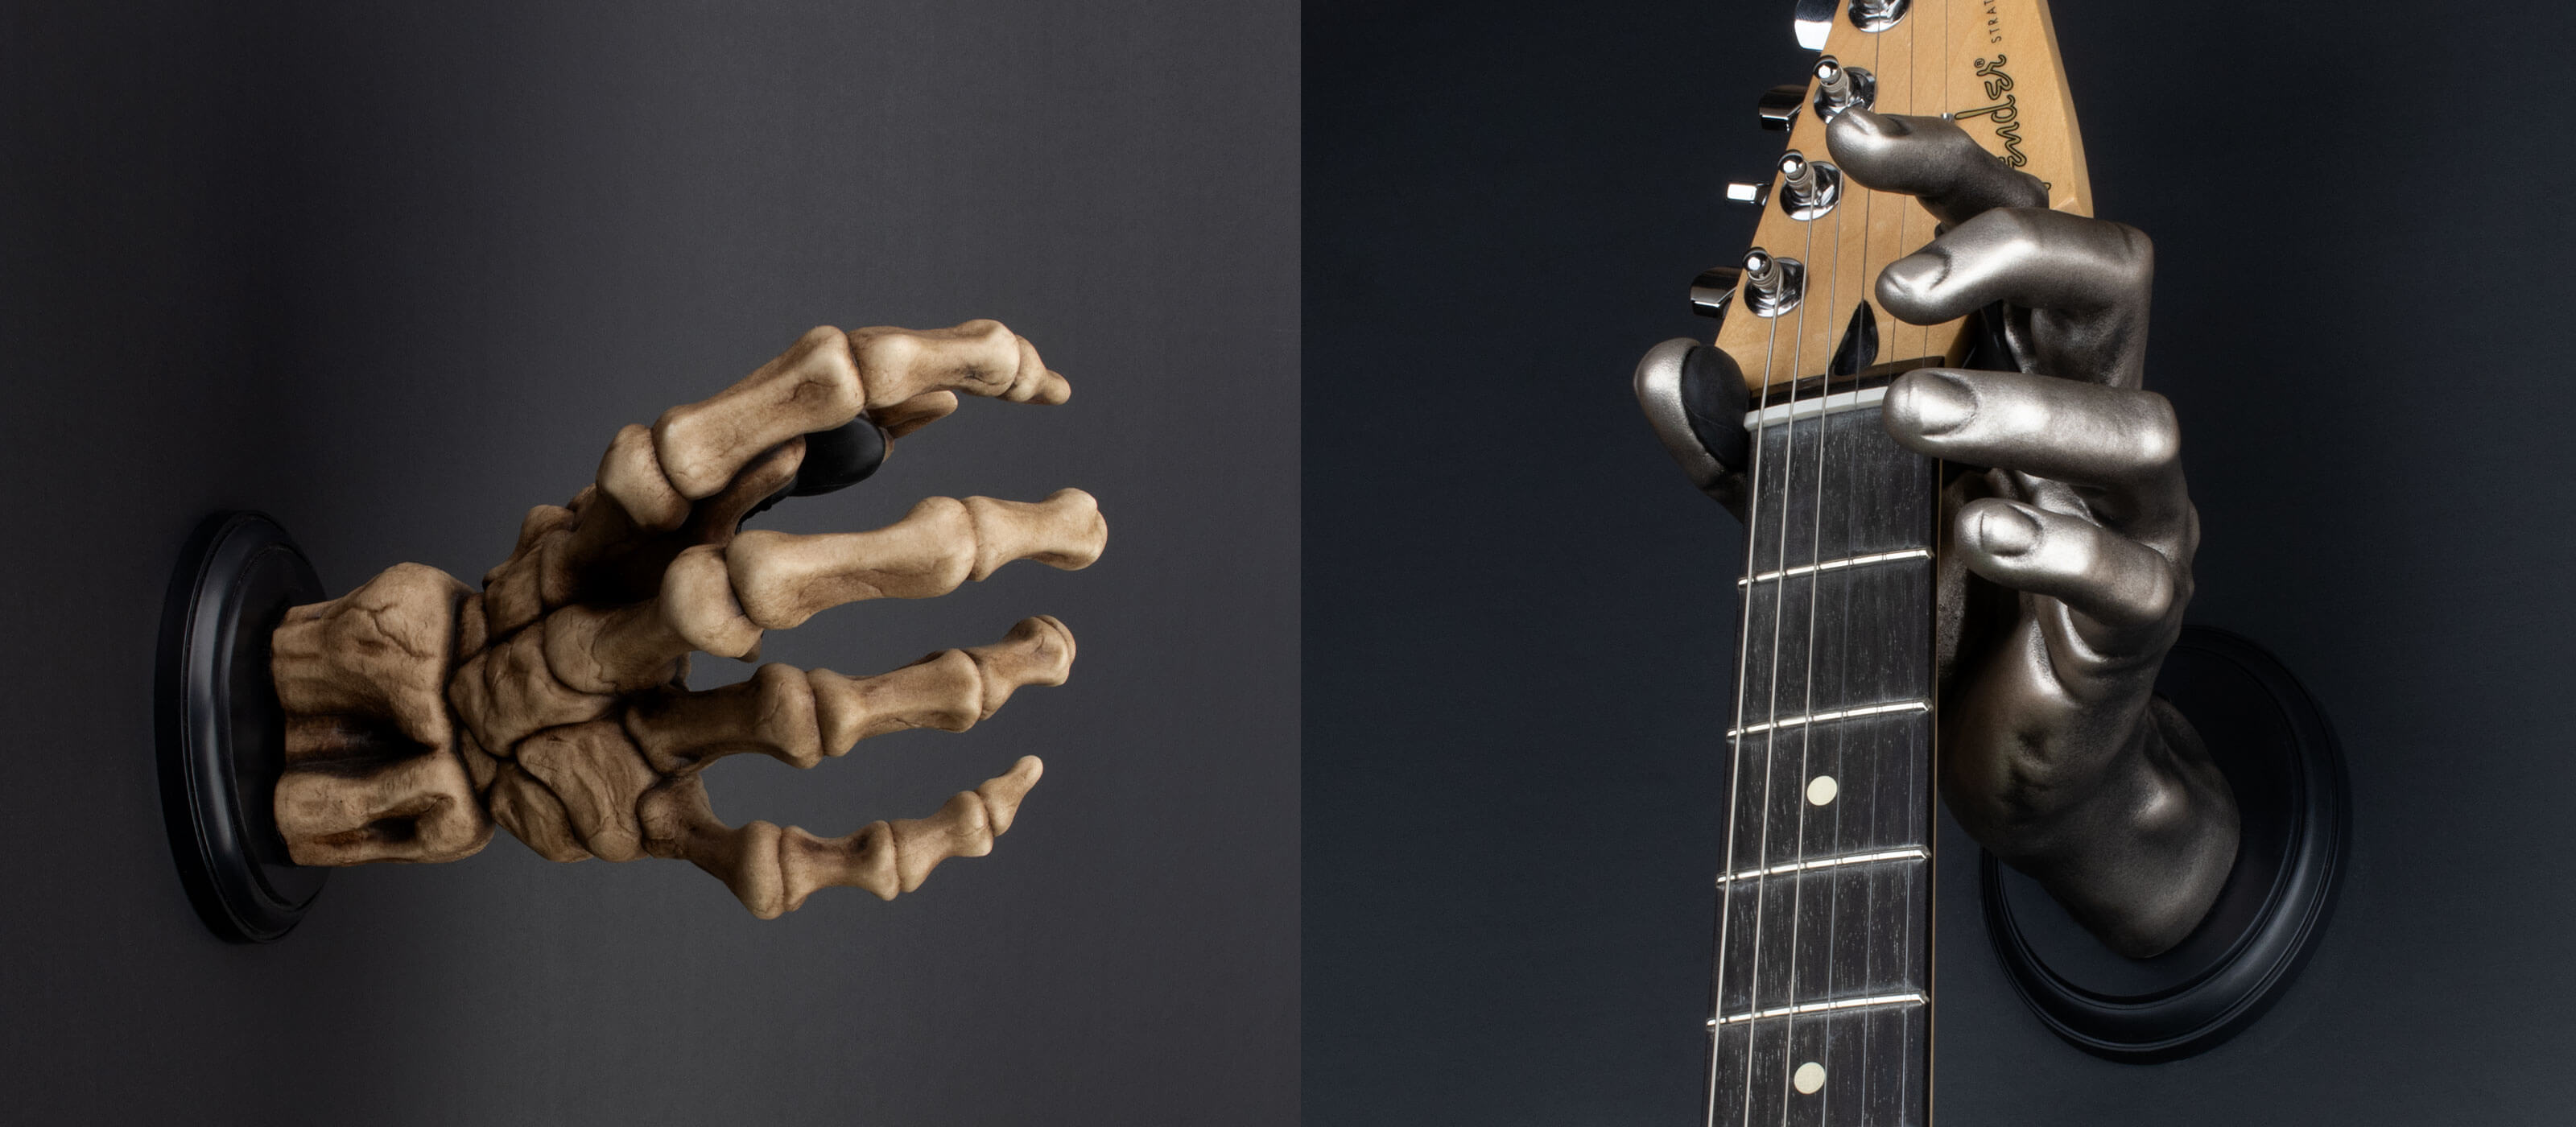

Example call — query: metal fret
[1727,699,1928,739]
[1714,847,1926,886]
[1708,992,1926,1027]
[1739,547,1931,587]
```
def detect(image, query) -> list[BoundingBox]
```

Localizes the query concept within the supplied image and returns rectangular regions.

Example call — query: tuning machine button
[1689,266,1743,321]
[1725,181,1771,207]
[1794,0,1835,49]
[1757,83,1806,131]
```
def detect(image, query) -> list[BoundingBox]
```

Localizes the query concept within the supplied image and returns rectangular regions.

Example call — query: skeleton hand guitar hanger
[1633,0,2345,1096]
[160,320,1104,939]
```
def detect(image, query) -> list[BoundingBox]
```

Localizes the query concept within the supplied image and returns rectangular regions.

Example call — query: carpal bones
[267,320,1105,918]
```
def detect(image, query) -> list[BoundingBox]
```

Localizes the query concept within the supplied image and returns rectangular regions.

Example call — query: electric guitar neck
[1698,3,2091,1124]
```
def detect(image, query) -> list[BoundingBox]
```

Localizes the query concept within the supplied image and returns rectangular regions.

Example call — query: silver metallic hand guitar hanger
[162,320,1106,937]
[1630,0,2344,1100]
[1805,106,2234,959]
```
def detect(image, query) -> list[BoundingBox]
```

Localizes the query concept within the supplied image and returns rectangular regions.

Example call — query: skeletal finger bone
[653,328,856,500]
[652,320,1069,499]
[848,320,1069,410]
[724,489,1106,630]
[638,757,1043,918]
[658,545,763,660]
[622,616,1077,774]
[547,437,808,619]
[671,436,805,543]
[810,614,1075,749]
[597,423,690,534]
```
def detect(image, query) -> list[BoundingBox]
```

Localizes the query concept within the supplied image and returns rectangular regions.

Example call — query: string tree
[1849,0,1911,32]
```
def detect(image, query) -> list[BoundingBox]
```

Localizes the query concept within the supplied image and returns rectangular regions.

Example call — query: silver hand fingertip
[1886,370,1977,437]
[1876,252,1951,322]
[1971,503,2041,557]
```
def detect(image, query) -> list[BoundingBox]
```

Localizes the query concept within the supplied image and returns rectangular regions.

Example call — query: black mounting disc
[1980,626,2347,1062]
[156,511,328,942]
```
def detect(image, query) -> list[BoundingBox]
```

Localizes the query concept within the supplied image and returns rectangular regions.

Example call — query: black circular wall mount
[1980,626,2347,1062]
[156,511,328,943]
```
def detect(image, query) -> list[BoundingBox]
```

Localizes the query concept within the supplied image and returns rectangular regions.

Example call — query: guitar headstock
[1711,0,2094,393]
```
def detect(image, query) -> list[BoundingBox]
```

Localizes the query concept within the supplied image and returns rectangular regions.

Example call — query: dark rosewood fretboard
[1707,394,1938,1127]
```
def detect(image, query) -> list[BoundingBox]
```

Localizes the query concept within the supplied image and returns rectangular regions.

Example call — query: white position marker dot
[1794,1061,1826,1095]
[1806,775,1839,806]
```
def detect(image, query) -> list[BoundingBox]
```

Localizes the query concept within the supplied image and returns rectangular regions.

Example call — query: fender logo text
[1951,56,2026,167]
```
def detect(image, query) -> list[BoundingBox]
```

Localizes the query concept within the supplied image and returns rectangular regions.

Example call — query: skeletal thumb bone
[652,321,1069,500]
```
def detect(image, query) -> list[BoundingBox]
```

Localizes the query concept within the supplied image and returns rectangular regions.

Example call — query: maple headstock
[1713,0,2093,392]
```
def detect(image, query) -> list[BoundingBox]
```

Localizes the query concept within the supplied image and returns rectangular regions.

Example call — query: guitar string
[1740,110,1831,1127]
[1841,15,1901,1121]
[1812,22,1887,1121]
[1856,13,1904,1121]
[1773,70,1854,1125]
[1726,130,1821,1127]
[1705,208,1787,1127]
[1732,203,1793,1127]
[1812,47,1868,1127]
[1901,6,1930,1117]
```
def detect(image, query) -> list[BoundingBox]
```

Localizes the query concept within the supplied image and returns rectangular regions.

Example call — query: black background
[1,2,1294,1123]
[1306,1,2576,1123]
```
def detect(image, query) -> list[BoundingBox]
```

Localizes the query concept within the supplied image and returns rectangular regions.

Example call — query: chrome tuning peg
[1757,83,1806,131]
[1774,151,1842,221]
[1724,181,1770,206]
[1811,56,1875,120]
[1740,249,1803,316]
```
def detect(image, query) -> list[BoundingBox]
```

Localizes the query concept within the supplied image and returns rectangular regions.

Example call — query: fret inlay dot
[1806,775,1838,806]
[1794,1061,1826,1095]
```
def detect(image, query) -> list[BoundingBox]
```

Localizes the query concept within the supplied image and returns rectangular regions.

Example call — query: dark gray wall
[1306,1,2574,1123]
[2,2,1294,1122]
